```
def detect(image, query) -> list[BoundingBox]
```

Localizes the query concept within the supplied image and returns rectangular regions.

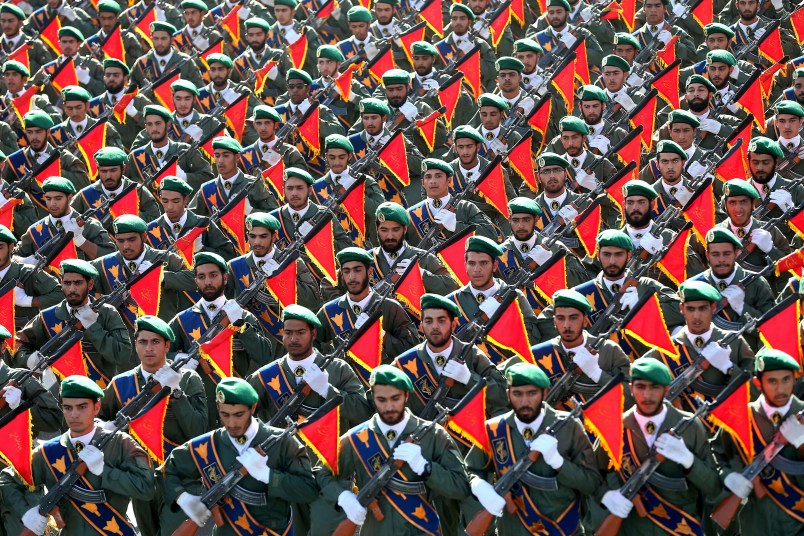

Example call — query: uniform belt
[647,472,688,491]
[520,472,559,490]
[385,477,426,495]
[770,454,804,475]
[67,485,107,504]
[689,378,723,398]
[229,484,268,506]
[711,315,744,332]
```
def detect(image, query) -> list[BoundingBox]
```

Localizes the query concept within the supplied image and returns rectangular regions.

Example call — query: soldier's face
[173,92,195,116]
[755,370,795,408]
[630,380,668,417]
[680,300,715,334]
[0,242,10,270]
[195,264,227,301]
[0,13,21,37]
[580,101,603,125]
[145,116,168,143]
[657,153,684,182]
[538,166,566,195]
[341,261,370,295]
[706,242,738,279]
[748,153,776,182]
[374,4,394,24]
[246,28,267,49]
[385,84,409,108]
[796,77,804,105]
[643,0,665,24]
[455,139,479,166]
[361,113,384,135]
[625,196,652,228]
[273,5,294,24]
[479,106,503,130]
[62,273,93,307]
[152,32,173,56]
[214,149,239,176]
[135,330,169,371]
[247,227,275,257]
[159,191,188,221]
[63,100,87,123]
[59,37,79,57]
[25,127,48,150]
[613,44,637,63]
[724,196,752,226]
[349,21,369,41]
[685,84,710,113]
[423,170,451,198]
[598,246,630,279]
[560,131,585,156]
[509,214,536,241]
[103,67,128,94]
[372,384,409,425]
[553,307,585,346]
[707,63,732,89]
[546,6,568,28]
[601,67,625,92]
[283,177,311,209]
[254,118,277,140]
[183,7,203,27]
[98,11,117,32]
[2,71,24,93]
[317,58,338,78]
[325,148,350,174]
[515,51,539,73]
[377,220,406,252]
[412,54,435,76]
[44,191,71,218]
[282,319,315,359]
[114,232,145,261]
[467,0,488,14]
[218,403,256,438]
[465,251,495,289]
[209,64,230,87]
[496,69,521,94]
[287,80,310,104]
[62,398,101,435]
[737,0,758,20]
[706,34,730,50]
[422,309,454,347]
[669,124,694,149]
[776,113,804,140]
[507,385,545,424]
[98,165,124,191]
[449,13,470,35]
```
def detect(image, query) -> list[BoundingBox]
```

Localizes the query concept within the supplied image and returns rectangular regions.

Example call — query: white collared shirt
[252,249,279,274]
[228,418,259,454]
[286,350,316,383]
[0,263,12,282]
[101,181,125,199]
[376,410,411,448]
[711,270,737,291]
[683,325,714,350]
[660,179,684,198]
[69,118,88,134]
[287,202,310,222]
[587,121,605,137]
[470,281,500,302]
[625,224,653,248]
[563,150,586,173]
[426,340,454,376]
[382,243,407,267]
[514,414,545,447]
[218,171,242,196]
[738,20,759,36]
[460,161,481,181]
[107,89,125,104]
[50,214,72,228]
[124,249,147,272]
[544,191,568,215]
[69,428,97,448]
[603,276,626,295]
[153,50,174,72]
[513,233,538,255]
[634,405,667,446]
[200,295,227,319]
[727,218,753,237]
[752,175,776,200]
[759,394,793,424]
[779,135,800,151]
[427,194,451,214]
[164,211,188,237]
[481,126,501,144]
[151,141,171,165]
[347,290,374,315]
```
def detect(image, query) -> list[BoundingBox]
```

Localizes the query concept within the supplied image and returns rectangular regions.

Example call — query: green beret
[206,53,233,69]
[281,303,321,329]
[536,152,569,169]
[158,176,194,196]
[630,357,673,386]
[496,56,525,73]
[215,377,258,406]
[60,375,104,399]
[707,49,736,67]
[324,133,354,153]
[244,17,271,31]
[420,293,460,317]
[60,259,98,279]
[507,196,542,216]
[546,0,571,10]
[142,105,173,122]
[61,85,91,103]
[410,40,438,56]
[374,0,397,5]
[193,252,227,272]
[0,224,16,244]
[465,235,503,259]
[748,136,785,159]
[450,2,475,20]
[723,178,759,199]
[597,229,635,251]
[796,68,804,79]
[578,84,609,102]
[382,68,411,86]
[0,3,25,19]
[668,109,701,128]
[602,54,630,72]
[336,246,373,266]
[212,136,243,154]
[705,227,742,248]
[42,176,76,195]
[150,21,177,35]
[285,167,315,185]
[755,348,801,373]
[505,362,550,388]
[686,74,717,93]
[0,324,11,340]
[58,27,84,41]
[375,201,410,226]
[775,100,804,118]
[0,150,7,162]
[552,288,592,313]
[23,110,54,130]
[559,115,590,135]
[250,105,281,122]
[513,38,543,54]
[94,146,127,167]
[180,0,207,10]
[704,22,735,39]
[274,0,298,7]
[613,32,641,50]
[422,158,453,176]
[113,215,147,234]
[370,364,414,392]
[245,212,280,231]
[3,60,29,77]
[656,139,688,160]
[678,280,721,303]
[97,0,122,14]
[170,79,199,96]
[359,98,391,116]
[478,93,510,112]
[103,58,129,75]
[453,125,484,143]
[135,315,175,342]
[347,5,372,21]
[286,68,312,84]
[622,179,658,200]
[317,44,345,62]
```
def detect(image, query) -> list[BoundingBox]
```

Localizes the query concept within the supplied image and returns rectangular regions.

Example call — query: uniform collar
[759,394,793,424]
[425,339,454,374]
[514,413,545,446]
[227,417,259,454]
[382,243,406,266]
[200,295,226,318]
[633,405,667,446]
[682,325,713,349]
[346,290,374,314]
[469,280,499,300]
[376,409,411,448]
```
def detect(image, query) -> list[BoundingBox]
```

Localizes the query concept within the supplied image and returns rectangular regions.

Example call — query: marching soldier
[597,55,646,125]
[529,0,605,69]
[265,0,323,77]
[746,135,804,233]
[51,85,124,152]
[1,60,59,151]
[196,55,258,146]
[128,80,214,149]
[32,27,106,103]
[314,45,369,131]
[233,17,287,102]
[631,0,696,64]
[475,93,525,163]
[129,22,205,89]
[646,140,701,218]
[173,0,221,55]
[239,105,307,176]
[435,3,497,91]
[82,1,143,68]
[0,4,53,76]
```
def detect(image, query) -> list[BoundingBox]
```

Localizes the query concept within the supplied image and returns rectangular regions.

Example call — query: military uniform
[146,209,237,261]
[273,99,344,176]
[82,27,144,68]
[406,194,498,246]
[16,211,115,261]
[129,48,205,89]
[87,90,153,150]
[0,360,62,433]
[130,110,223,151]
[369,243,458,299]
[0,259,62,329]
[125,139,214,192]
[71,177,162,234]
[311,170,385,248]
[239,137,308,177]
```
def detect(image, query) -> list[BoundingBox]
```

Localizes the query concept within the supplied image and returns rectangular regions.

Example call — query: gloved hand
[698,118,722,134]
[702,343,732,374]
[22,507,47,535]
[16,0,33,14]
[657,29,673,45]
[238,4,251,18]
[557,204,578,222]
[770,189,794,212]
[626,72,645,87]
[673,185,694,206]
[14,285,33,307]
[297,98,311,115]
[100,419,117,431]
[730,63,741,80]
[619,286,639,311]
[421,78,440,91]
[587,136,610,154]
[184,124,203,141]
[726,101,739,114]
[177,492,212,527]
[434,209,457,231]
[354,312,370,329]
[780,414,804,447]
[138,260,153,273]
[177,352,198,371]
[267,63,279,81]
[76,66,90,84]
[222,300,243,323]
[724,472,753,499]
[771,0,784,10]
[394,258,412,275]
[222,88,240,104]
[602,490,633,519]
[559,32,577,48]
[487,137,507,155]
[479,296,501,318]
[364,41,379,60]
[640,233,663,255]
[526,245,553,265]
[399,101,418,122]
[655,433,694,469]
[613,92,637,111]
[63,218,87,247]
[58,4,77,19]
[26,351,44,370]
[571,345,602,382]
[524,73,544,90]
[686,161,707,178]
[443,359,472,384]
[393,442,427,474]
[750,228,773,253]
[471,479,505,516]
[237,447,271,483]
[298,221,314,237]
[579,6,593,20]
[20,255,38,265]
[457,38,474,54]
[75,304,99,328]
[78,444,105,476]
[575,170,597,190]
[671,2,686,16]
[303,363,330,397]
[175,166,187,180]
[284,27,301,43]
[338,490,367,525]
[125,100,138,118]
[154,365,181,391]
[2,385,22,410]
[720,286,745,315]
[531,434,564,469]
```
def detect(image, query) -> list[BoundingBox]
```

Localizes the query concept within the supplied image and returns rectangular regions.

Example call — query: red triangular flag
[10,84,39,124]
[133,4,157,47]
[437,230,475,286]
[736,76,766,132]
[39,16,61,55]
[109,186,141,220]
[691,0,713,28]
[475,158,510,218]
[682,180,716,240]
[218,4,241,42]
[340,181,367,239]
[346,315,384,377]
[112,89,139,124]
[619,0,636,30]
[527,96,552,152]
[8,42,30,70]
[652,61,680,109]
[574,203,603,256]
[152,72,180,111]
[715,140,748,182]
[583,380,624,470]
[0,198,22,235]
[265,260,298,308]
[219,196,248,254]
[101,25,126,63]
[489,5,511,50]
[305,219,338,283]
[437,73,464,127]
[574,38,591,86]
[128,395,169,464]
[486,299,535,364]
[333,62,363,102]
[394,260,426,317]
[551,57,576,113]
[760,60,785,100]
[129,264,163,316]
[508,132,538,193]
[0,408,34,488]
[531,255,567,303]
[446,384,490,452]
[758,25,784,64]
[419,0,444,37]
[398,23,426,67]
[224,94,250,141]
[656,35,678,68]
[0,284,15,352]
[415,108,443,154]
[297,403,340,475]
[656,225,692,286]
[254,60,278,96]
[199,323,238,378]
[76,122,108,179]
[296,105,321,155]
[262,160,285,199]
[456,47,481,100]
[51,59,78,92]
[510,0,525,24]
[50,335,86,379]
[792,5,804,44]
[629,97,657,151]
[622,292,679,359]
[757,295,803,367]
[287,32,309,70]
[377,131,410,187]
[367,45,396,83]
[173,225,206,268]
[707,379,754,460]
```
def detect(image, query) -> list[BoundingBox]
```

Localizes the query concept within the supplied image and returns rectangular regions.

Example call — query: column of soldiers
[0,0,803,533]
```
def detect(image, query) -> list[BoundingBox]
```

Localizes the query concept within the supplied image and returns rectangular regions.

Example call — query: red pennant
[48,238,78,275]
[152,72,180,111]
[629,97,657,152]
[366,45,395,83]
[622,292,678,359]
[486,299,535,364]
[508,133,538,193]
[395,260,426,317]
[253,60,278,96]
[652,61,680,109]
[0,284,15,352]
[531,256,567,303]
[8,42,30,70]
[224,94,250,141]
[112,89,139,124]
[341,181,367,239]
[219,196,248,254]
[789,207,804,239]
[656,225,692,286]
[527,96,552,152]
[297,105,321,155]
[509,0,525,24]
[39,16,61,55]
[437,230,474,286]
[0,198,22,235]
[757,296,803,367]
[51,59,78,92]
[736,76,766,132]
[51,335,86,379]
[347,315,384,375]
[574,203,603,257]
[130,264,163,316]
[76,122,108,179]
[608,153,640,211]
[707,379,754,460]
[0,408,34,488]
[792,5,804,44]
[134,4,157,47]
[758,25,784,64]
[262,160,285,199]
[583,381,624,469]
[398,24,426,67]
[109,186,141,220]
[415,108,443,154]
[377,131,410,187]
[333,62,363,102]
[219,5,241,42]
[457,47,482,100]
[287,33,309,70]
[489,6,511,50]
[128,395,169,463]
[475,159,510,218]
[446,384,490,452]
[727,121,751,165]
[599,0,623,20]
[200,323,238,378]
[691,0,713,28]
[437,73,464,127]
[715,141,748,182]
[101,25,126,63]
[656,36,678,68]
[619,0,636,30]
[574,39,591,86]
[297,403,340,474]
[683,180,716,241]
[315,0,337,18]
[265,261,298,308]
[551,58,576,113]
[10,84,40,123]
[305,219,338,283]
[419,0,444,37]
[174,225,206,268]
[760,61,785,100]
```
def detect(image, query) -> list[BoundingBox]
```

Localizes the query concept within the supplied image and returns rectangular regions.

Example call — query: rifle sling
[769,454,804,476]
[711,315,744,332]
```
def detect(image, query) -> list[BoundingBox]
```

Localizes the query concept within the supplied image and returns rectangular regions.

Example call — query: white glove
[222,300,243,323]
[626,72,645,87]
[771,0,784,9]
[434,209,457,231]
[656,29,672,45]
[238,4,251,18]
[0,194,8,209]
[236,447,271,483]
[470,479,505,516]
[394,258,412,275]
[457,38,475,54]
[284,28,301,43]
[613,92,637,112]
[579,6,593,21]
[750,228,773,253]
[302,363,330,397]
[421,78,440,91]
[393,442,427,475]
[524,73,544,90]
[125,100,138,118]
[673,185,694,206]
[2,385,22,410]
[298,221,314,237]
[602,490,633,519]
[557,204,578,222]
[796,145,804,160]
[176,352,197,371]
[364,41,379,60]
[487,137,507,155]
[479,296,501,318]
[76,66,90,85]
[655,433,694,469]
[138,260,153,273]
[770,189,794,212]
[338,490,367,525]
[619,286,639,311]
[726,101,739,114]
[671,2,686,16]
[58,4,77,19]
[63,218,87,246]
[559,32,577,48]
[526,245,553,265]
[14,285,33,307]
[640,233,663,255]
[22,507,47,535]
[297,99,311,115]
[730,63,741,81]
[154,365,181,391]
[780,415,804,447]
[78,444,105,476]
[724,472,753,499]
[575,170,597,190]
[531,434,564,469]
[701,343,732,374]
[354,312,370,330]
[222,88,240,104]
[399,101,418,122]
[587,136,610,154]
[100,419,117,431]
[20,255,38,265]
[443,359,472,385]
[331,4,341,18]
[16,0,32,14]
[26,351,44,370]
[698,118,722,134]
[720,286,745,315]
[175,166,187,180]
[184,125,203,141]
[74,304,99,328]
[686,161,707,178]
[571,345,602,382]
[177,492,211,527]
[267,64,279,81]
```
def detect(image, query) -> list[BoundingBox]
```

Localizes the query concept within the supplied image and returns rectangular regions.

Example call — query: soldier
[99,315,207,536]
[52,85,123,152]
[120,0,183,31]
[0,173,40,241]
[336,7,379,62]
[565,85,629,158]
[631,0,696,65]
[729,0,801,61]
[746,135,804,229]
[265,0,324,77]
[173,0,221,55]
[493,57,537,120]
[644,110,711,184]
[475,93,525,165]
[513,38,545,90]
[240,105,307,177]
[163,377,318,534]
[14,259,132,387]
[129,22,205,89]
[33,27,105,103]
[529,0,604,68]
[0,375,154,536]
[467,362,603,535]
[769,101,804,177]
[1,60,59,151]
[674,77,737,157]
[435,3,497,91]
[82,0,143,68]
[647,140,700,218]
[233,17,287,103]
[196,55,258,146]
[688,24,755,81]
[0,4,52,77]
[314,45,369,131]
[86,59,150,151]
[597,55,646,125]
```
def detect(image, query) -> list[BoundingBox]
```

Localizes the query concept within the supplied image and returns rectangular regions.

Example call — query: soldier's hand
[154,365,182,391]
[443,359,472,385]
[74,303,99,327]
[478,295,501,319]
[78,445,105,476]
[559,32,577,48]
[701,343,732,374]
[657,30,672,45]
[236,448,272,483]
[1,385,21,410]
[22,506,47,535]
[780,414,804,447]
[470,479,505,516]
[750,228,773,253]
[302,363,330,397]
[771,0,784,10]
[639,233,663,256]
[626,71,644,87]
[338,490,367,525]
[579,6,593,21]
[612,92,637,112]
[587,136,610,154]
[354,312,370,329]
[719,286,745,315]
[57,3,77,20]
[63,218,87,247]
[393,442,427,474]
[655,433,694,469]
[238,4,251,18]
[394,258,412,275]
[557,204,578,223]
[570,346,602,382]
[531,434,564,469]
[421,78,439,92]
[671,2,686,17]
[185,125,203,142]
[433,209,457,231]
[770,189,794,212]
[177,352,199,371]
[673,185,694,206]
[399,101,418,122]
[698,118,722,135]
[14,285,33,307]
[76,66,91,85]
[223,300,244,323]
[177,492,212,526]
[125,100,139,118]
[26,351,44,370]
[575,170,597,191]
[686,161,707,178]
[602,490,633,519]
[526,245,553,266]
[724,472,753,499]
[619,286,639,311]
